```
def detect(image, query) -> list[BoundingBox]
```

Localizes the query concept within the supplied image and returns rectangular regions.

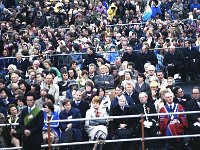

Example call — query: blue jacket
[151,6,162,19]
[43,111,60,137]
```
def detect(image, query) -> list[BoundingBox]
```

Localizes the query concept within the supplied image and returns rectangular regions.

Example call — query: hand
[105,81,109,84]
[119,124,127,129]
[67,123,72,129]
[24,130,31,137]
[10,129,17,134]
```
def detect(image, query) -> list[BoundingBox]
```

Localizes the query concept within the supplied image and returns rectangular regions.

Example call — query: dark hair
[115,85,124,91]
[0,79,5,84]
[0,88,11,97]
[62,99,71,106]
[36,73,44,78]
[97,87,105,96]
[173,86,182,95]
[43,101,54,112]
[8,104,18,114]
[31,83,41,92]
[137,73,146,81]
[25,91,37,101]
[16,95,26,103]
[46,94,55,104]
[68,68,77,79]
[18,79,31,93]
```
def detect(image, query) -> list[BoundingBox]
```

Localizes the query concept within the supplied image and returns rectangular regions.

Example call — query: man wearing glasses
[186,86,200,149]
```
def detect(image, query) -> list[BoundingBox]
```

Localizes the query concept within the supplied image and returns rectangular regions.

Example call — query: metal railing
[0,111,200,150]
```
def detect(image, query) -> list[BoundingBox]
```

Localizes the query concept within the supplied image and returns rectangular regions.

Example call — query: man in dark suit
[182,40,200,83]
[163,45,183,78]
[71,90,90,142]
[94,65,115,90]
[109,95,135,150]
[124,81,139,104]
[134,92,158,150]
[121,45,139,70]
[110,85,135,112]
[14,53,30,78]
[19,92,44,150]
[173,86,192,108]
[186,86,200,149]
[71,90,90,118]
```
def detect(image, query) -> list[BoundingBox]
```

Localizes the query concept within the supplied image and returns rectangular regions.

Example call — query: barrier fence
[0,111,200,150]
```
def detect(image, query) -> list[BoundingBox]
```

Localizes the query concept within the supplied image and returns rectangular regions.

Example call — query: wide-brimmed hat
[68,80,78,88]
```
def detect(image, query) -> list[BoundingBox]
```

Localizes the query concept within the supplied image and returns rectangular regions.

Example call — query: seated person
[159,92,188,149]
[42,102,59,148]
[109,95,134,150]
[59,99,82,150]
[85,96,108,149]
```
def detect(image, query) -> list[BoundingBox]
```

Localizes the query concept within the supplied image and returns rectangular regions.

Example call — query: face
[192,89,200,100]
[93,102,100,109]
[98,88,105,97]
[68,70,74,77]
[86,85,92,92]
[157,72,164,80]
[100,66,106,74]
[148,68,155,76]
[64,102,71,111]
[139,94,148,104]
[44,62,50,69]
[19,84,26,92]
[126,84,133,93]
[75,91,82,101]
[10,106,18,116]
[0,91,7,99]
[125,72,131,80]
[0,83,5,89]
[29,71,36,80]
[11,73,19,83]
[45,74,53,85]
[126,47,132,53]
[26,96,35,107]
[118,97,126,107]
[137,76,144,83]
[89,66,95,73]
[43,105,50,113]
[36,74,43,83]
[33,61,40,68]
[115,87,123,96]
[176,88,184,98]
[165,92,174,104]
[62,73,68,80]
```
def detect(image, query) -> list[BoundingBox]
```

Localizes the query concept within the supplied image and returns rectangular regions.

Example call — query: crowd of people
[0,0,200,150]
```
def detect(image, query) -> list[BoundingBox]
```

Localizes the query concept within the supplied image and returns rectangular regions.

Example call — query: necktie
[95,109,99,117]
[28,107,31,113]
[169,105,173,112]
[11,116,16,123]
[76,101,80,106]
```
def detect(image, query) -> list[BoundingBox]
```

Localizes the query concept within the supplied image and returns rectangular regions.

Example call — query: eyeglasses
[192,93,200,94]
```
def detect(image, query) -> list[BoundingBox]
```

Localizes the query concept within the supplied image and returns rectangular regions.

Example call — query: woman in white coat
[85,96,108,142]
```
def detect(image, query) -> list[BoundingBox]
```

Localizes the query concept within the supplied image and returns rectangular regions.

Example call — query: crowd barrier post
[47,115,52,150]
[140,114,145,150]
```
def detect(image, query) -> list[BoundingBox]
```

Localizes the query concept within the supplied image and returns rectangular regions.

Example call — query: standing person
[185,86,200,149]
[19,92,44,150]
